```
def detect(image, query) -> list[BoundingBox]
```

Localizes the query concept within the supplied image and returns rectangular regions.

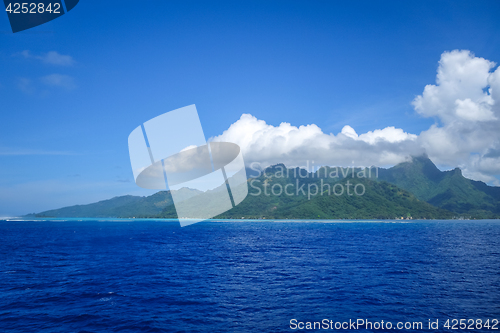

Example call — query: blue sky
[1,0,500,216]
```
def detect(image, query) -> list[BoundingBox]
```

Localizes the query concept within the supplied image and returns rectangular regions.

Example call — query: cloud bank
[212,50,500,185]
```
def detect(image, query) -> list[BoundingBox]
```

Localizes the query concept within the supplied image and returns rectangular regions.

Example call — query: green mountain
[378,155,500,218]
[31,156,499,220]
[158,164,453,220]
[34,188,200,218]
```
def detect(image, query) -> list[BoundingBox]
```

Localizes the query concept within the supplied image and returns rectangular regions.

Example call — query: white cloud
[41,51,75,66]
[19,50,75,66]
[212,50,500,184]
[211,114,422,168]
[341,125,358,139]
[40,74,76,90]
[358,127,417,145]
[412,50,496,123]
[415,50,500,180]
[455,98,495,121]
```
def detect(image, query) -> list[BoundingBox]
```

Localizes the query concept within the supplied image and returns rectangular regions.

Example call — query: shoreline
[3,218,500,223]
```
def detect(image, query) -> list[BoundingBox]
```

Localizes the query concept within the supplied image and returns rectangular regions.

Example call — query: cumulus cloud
[358,127,418,145]
[211,114,422,169]
[415,50,500,183]
[412,50,496,123]
[212,50,500,185]
[18,50,75,66]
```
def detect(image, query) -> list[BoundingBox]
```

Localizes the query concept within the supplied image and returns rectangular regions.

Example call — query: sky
[1,0,500,216]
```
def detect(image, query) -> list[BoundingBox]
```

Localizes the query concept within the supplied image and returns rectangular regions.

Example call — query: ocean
[1,220,499,332]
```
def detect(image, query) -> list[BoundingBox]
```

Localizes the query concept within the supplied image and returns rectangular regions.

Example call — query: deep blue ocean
[1,220,499,332]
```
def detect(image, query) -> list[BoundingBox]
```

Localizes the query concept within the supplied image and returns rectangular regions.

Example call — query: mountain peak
[408,153,433,165]
[451,167,462,176]
[391,154,442,180]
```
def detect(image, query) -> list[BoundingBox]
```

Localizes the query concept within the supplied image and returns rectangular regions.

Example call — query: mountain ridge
[30,155,500,219]
[378,155,500,218]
